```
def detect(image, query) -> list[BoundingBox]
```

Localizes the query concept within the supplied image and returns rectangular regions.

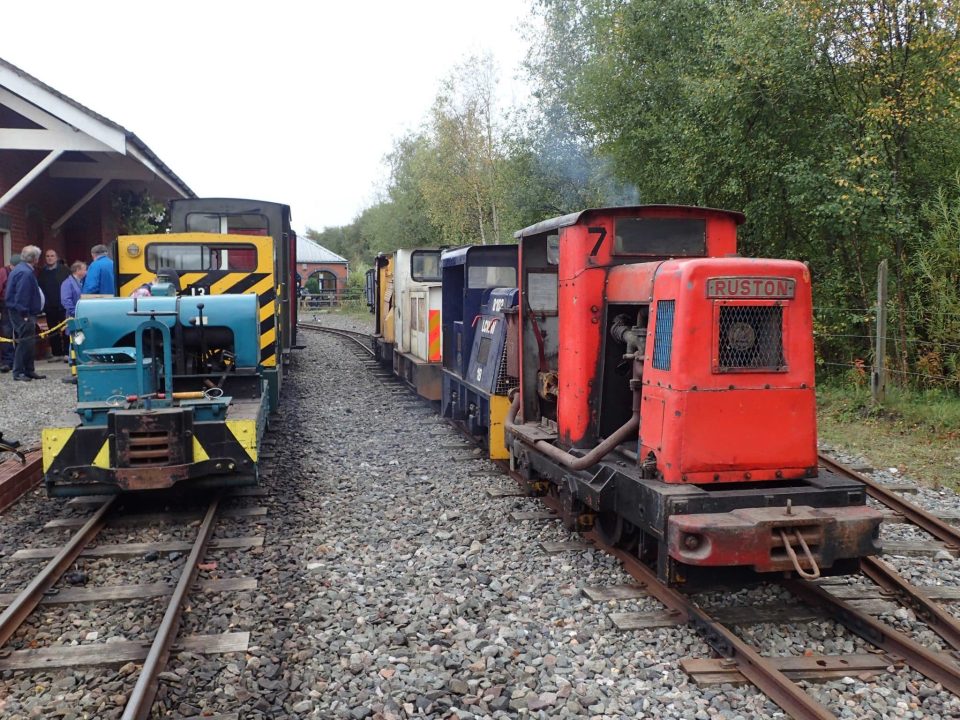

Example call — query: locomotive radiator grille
[652,300,676,371]
[717,305,784,371]
[495,341,515,395]
[123,431,172,466]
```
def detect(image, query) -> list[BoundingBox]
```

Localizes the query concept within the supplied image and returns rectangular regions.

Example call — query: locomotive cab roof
[514,205,746,239]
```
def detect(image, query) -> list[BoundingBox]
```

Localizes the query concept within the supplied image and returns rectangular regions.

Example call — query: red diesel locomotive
[504,205,882,585]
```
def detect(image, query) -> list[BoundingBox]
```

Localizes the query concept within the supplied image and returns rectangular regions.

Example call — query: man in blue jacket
[81,244,115,295]
[4,245,45,381]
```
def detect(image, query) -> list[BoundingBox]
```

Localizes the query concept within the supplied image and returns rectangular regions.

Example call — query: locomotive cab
[392,248,443,400]
[440,245,518,458]
[506,205,882,585]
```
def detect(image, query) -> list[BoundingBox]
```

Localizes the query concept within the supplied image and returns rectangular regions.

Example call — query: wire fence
[813,303,960,391]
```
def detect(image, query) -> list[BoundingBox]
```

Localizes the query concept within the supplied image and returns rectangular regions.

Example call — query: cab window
[411,251,441,282]
[614,218,706,256]
[185,212,269,236]
[145,244,258,272]
[467,265,517,289]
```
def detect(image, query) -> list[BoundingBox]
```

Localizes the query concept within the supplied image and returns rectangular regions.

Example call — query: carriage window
[145,244,257,272]
[615,218,706,256]
[411,251,441,282]
[527,272,558,313]
[467,265,517,289]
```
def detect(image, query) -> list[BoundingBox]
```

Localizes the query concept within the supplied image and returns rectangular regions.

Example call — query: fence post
[872,259,888,404]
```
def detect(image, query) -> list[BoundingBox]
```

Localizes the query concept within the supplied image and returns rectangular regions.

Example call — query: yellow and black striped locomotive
[42,198,296,496]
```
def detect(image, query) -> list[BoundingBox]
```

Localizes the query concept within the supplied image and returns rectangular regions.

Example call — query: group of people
[0,244,115,382]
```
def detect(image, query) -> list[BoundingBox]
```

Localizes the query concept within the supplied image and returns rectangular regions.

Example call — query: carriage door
[410,291,428,361]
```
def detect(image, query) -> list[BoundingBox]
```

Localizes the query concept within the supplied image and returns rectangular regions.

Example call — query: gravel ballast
[1,312,959,719]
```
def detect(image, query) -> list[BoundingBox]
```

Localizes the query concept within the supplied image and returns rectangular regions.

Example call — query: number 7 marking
[588,227,607,257]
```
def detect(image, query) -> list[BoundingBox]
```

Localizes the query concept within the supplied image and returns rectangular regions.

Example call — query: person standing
[0,255,18,373]
[60,261,87,385]
[4,245,45,381]
[38,249,69,357]
[60,261,87,319]
[81,244,115,295]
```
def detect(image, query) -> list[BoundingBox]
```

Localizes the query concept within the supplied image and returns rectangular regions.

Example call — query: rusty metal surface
[122,496,221,720]
[667,505,882,572]
[785,577,960,696]
[819,453,960,550]
[861,555,960,652]
[0,497,115,647]
[115,464,190,491]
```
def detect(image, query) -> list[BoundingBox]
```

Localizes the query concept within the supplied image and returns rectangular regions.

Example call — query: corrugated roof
[297,236,348,264]
[0,57,194,198]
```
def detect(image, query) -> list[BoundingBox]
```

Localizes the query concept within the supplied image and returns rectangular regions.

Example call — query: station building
[0,57,192,266]
[296,236,348,305]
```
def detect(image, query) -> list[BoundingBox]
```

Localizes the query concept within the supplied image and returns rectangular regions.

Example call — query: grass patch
[817,382,960,490]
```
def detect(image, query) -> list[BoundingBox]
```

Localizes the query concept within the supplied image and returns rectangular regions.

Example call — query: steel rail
[526,487,837,720]
[785,578,960,696]
[122,495,221,720]
[298,323,376,358]
[861,555,960,652]
[0,496,116,647]
[819,453,960,549]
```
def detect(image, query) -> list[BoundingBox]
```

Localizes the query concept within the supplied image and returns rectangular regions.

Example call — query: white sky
[2,1,533,235]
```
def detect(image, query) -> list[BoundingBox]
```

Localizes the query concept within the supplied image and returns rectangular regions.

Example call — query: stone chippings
[0,355,76,448]
[0,314,958,718]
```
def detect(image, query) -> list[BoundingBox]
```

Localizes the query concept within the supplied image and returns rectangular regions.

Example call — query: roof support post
[0,149,63,211]
[51,178,111,231]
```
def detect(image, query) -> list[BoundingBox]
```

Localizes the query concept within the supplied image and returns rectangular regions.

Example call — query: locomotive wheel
[595,512,639,550]
[558,482,582,531]
[594,511,624,546]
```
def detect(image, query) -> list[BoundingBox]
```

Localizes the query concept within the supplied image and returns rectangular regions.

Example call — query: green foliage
[111,189,168,235]
[306,0,960,395]
[907,173,960,390]
[526,0,960,392]
[341,267,370,311]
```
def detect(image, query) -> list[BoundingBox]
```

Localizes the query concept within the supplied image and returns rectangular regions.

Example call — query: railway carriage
[502,205,883,585]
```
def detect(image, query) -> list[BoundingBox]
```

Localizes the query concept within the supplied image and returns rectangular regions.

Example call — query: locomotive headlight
[126,243,141,258]
[74,331,85,345]
[726,321,756,351]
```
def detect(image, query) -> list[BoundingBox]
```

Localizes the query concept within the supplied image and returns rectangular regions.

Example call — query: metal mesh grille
[652,300,675,371]
[718,305,784,370]
[495,341,515,394]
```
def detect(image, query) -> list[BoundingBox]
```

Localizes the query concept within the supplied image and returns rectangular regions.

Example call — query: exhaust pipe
[505,390,640,471]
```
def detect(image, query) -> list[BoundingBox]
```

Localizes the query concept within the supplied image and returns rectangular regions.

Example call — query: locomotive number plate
[706,276,795,299]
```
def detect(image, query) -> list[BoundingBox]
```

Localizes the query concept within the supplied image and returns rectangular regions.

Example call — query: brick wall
[0,151,114,264]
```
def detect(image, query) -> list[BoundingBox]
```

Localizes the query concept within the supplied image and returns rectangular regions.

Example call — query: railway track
[298,322,375,358]
[0,487,265,719]
[305,320,960,720]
